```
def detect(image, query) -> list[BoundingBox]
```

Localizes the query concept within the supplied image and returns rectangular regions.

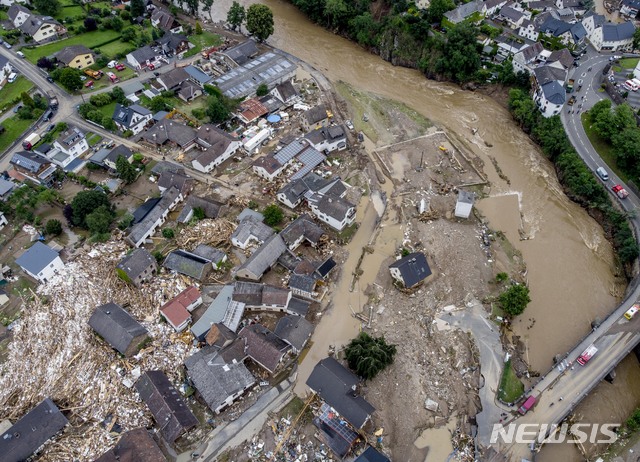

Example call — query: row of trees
[290,0,482,82]
[226,2,275,42]
[77,87,128,129]
[508,89,639,267]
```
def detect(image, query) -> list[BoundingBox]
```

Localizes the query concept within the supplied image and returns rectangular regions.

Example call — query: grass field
[619,57,640,70]
[86,132,103,146]
[184,31,222,58]
[581,112,628,183]
[56,5,85,18]
[22,30,121,63]
[0,76,34,111]
[0,116,34,153]
[498,359,524,403]
[0,10,8,21]
[95,40,137,58]
[97,101,117,119]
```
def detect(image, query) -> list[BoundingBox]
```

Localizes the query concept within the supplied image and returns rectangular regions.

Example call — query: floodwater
[207,0,640,459]
[414,418,457,461]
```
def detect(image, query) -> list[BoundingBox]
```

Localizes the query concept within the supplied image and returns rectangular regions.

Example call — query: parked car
[47,124,55,132]
[80,75,87,81]
[345,119,354,130]
[85,80,94,87]
[153,71,160,77]
[46,76,54,83]
[115,63,125,71]
[3,41,12,49]
[107,60,117,68]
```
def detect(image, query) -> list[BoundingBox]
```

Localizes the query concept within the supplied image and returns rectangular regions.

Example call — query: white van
[7,72,17,83]
[596,167,609,181]
[16,51,25,58]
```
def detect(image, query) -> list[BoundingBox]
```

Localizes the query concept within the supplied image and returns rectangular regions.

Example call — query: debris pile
[175,218,236,250]
[0,240,196,461]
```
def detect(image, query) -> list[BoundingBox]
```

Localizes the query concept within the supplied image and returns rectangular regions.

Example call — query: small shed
[454,190,475,219]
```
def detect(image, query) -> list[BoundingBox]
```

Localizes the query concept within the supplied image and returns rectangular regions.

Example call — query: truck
[624,304,639,320]
[49,96,58,110]
[612,184,629,199]
[22,133,41,150]
[84,69,103,79]
[518,396,537,415]
[566,79,575,93]
[107,72,119,83]
[577,344,598,365]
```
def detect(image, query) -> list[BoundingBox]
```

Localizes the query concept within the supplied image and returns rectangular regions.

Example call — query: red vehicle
[85,80,94,88]
[577,344,598,366]
[518,396,536,415]
[612,184,629,199]
[107,72,119,83]
[115,63,125,71]
[148,63,155,70]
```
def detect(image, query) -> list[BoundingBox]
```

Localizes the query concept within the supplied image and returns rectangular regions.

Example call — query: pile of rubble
[175,218,236,250]
[0,240,197,461]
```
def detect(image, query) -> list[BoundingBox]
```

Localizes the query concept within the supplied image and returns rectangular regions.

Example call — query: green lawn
[97,101,117,119]
[86,132,103,146]
[0,10,8,21]
[0,116,35,153]
[0,76,34,111]
[184,31,222,58]
[498,359,524,403]
[56,5,85,19]
[95,40,137,58]
[618,57,639,70]
[22,30,121,63]
[581,112,628,183]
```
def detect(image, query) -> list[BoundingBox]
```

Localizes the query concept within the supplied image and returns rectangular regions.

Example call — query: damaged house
[88,302,149,357]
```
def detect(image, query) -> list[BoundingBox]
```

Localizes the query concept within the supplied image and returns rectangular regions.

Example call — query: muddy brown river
[207,1,640,459]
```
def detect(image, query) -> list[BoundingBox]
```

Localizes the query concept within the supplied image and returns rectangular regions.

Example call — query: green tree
[86,205,113,235]
[116,155,138,184]
[256,83,269,96]
[111,16,124,32]
[149,96,170,112]
[205,95,230,123]
[612,128,640,174]
[71,190,111,228]
[263,203,283,226]
[21,92,35,108]
[344,332,397,380]
[633,28,640,50]
[32,0,60,16]
[498,284,531,317]
[426,0,455,23]
[192,207,205,220]
[45,219,63,236]
[195,21,203,34]
[184,0,199,15]
[348,13,380,47]
[227,1,246,30]
[162,227,175,238]
[57,68,83,91]
[130,0,144,18]
[121,26,137,42]
[435,23,481,82]
[17,106,34,120]
[201,0,214,21]
[246,4,274,42]
[324,0,349,29]
[111,86,127,105]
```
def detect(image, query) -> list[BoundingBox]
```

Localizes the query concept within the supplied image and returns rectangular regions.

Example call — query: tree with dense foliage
[86,205,113,235]
[116,156,138,184]
[21,92,34,108]
[634,28,640,50]
[206,95,230,123]
[184,0,199,15]
[54,68,83,91]
[263,204,283,226]
[121,26,137,42]
[84,17,98,31]
[256,83,269,97]
[149,96,171,112]
[246,4,274,42]
[45,219,63,236]
[16,106,34,120]
[426,0,455,23]
[37,57,55,71]
[227,1,246,31]
[434,23,481,82]
[130,0,144,18]
[345,332,397,380]
[70,190,111,228]
[32,0,60,16]
[111,86,127,105]
[348,12,380,47]
[162,227,175,239]
[499,284,530,317]
[110,16,124,32]
[192,207,205,220]
[195,21,203,34]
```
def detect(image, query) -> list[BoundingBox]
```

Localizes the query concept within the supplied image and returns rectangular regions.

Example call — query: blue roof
[602,22,635,41]
[63,157,86,173]
[89,148,111,165]
[541,81,566,104]
[0,178,15,196]
[184,65,212,85]
[191,285,234,340]
[15,242,60,276]
[354,446,391,462]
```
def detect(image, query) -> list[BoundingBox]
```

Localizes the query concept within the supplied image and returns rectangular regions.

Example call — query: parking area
[608,59,640,110]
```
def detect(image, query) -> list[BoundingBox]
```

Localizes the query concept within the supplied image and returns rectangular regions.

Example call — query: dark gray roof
[389,252,432,288]
[134,371,198,442]
[0,178,15,196]
[56,45,93,65]
[142,119,197,147]
[238,323,291,373]
[10,151,50,173]
[280,214,325,248]
[8,4,31,23]
[273,80,297,102]
[277,172,331,205]
[106,144,134,166]
[304,105,328,125]
[112,104,151,129]
[127,187,181,246]
[539,17,572,37]
[88,302,149,356]
[95,428,167,462]
[274,315,313,351]
[622,0,640,8]
[193,244,226,264]
[354,446,391,462]
[117,248,156,281]
[129,45,158,64]
[316,257,336,278]
[191,285,236,340]
[237,234,287,279]
[443,0,481,22]
[164,249,212,280]
[547,48,574,69]
[541,80,566,105]
[0,398,68,462]
[15,242,60,276]
[289,274,316,293]
[570,22,587,42]
[151,161,183,176]
[177,195,224,223]
[602,22,635,41]
[19,15,60,37]
[315,195,355,222]
[584,11,606,27]
[222,39,259,65]
[185,346,255,412]
[151,9,180,30]
[287,296,311,316]
[158,67,189,90]
[232,281,264,305]
[499,5,524,21]
[237,208,264,223]
[533,64,566,85]
[306,357,375,429]
[132,196,161,224]
[157,169,192,192]
[157,32,189,51]
[231,217,274,245]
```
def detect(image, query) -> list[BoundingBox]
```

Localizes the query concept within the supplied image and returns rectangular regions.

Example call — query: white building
[126,187,183,247]
[532,62,567,117]
[112,104,152,135]
[588,22,635,52]
[53,125,89,158]
[15,241,64,283]
[455,190,475,219]
[0,212,7,229]
[191,125,241,173]
[0,55,12,87]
